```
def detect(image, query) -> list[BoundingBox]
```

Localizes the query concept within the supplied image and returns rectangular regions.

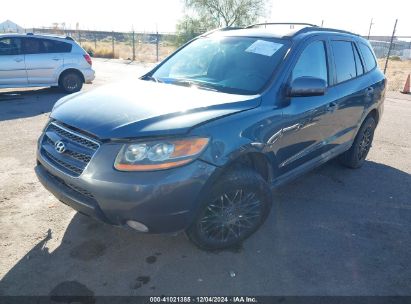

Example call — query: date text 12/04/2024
[149,297,258,303]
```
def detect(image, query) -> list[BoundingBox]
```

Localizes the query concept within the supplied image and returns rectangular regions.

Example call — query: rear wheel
[186,168,272,250]
[59,72,83,93]
[339,116,376,169]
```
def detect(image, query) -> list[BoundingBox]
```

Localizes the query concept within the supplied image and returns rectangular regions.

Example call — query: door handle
[14,58,23,62]
[326,102,337,112]
[366,87,374,94]
[52,58,60,61]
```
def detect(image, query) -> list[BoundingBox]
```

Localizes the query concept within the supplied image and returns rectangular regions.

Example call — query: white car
[0,33,95,93]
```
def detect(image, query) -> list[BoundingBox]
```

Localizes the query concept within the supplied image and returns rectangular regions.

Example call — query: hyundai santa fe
[35,23,385,250]
[0,33,94,93]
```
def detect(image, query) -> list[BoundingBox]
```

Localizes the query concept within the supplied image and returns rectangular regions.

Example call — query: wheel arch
[366,108,380,124]
[58,68,85,85]
[222,152,275,183]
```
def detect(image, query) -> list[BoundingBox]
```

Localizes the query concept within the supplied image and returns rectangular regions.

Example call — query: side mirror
[288,77,327,97]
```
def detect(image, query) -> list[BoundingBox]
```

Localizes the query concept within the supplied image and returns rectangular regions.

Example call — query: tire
[186,167,272,251]
[59,72,83,93]
[339,116,376,169]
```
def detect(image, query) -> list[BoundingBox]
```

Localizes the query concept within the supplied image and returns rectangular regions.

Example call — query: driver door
[0,37,27,86]
[276,39,340,174]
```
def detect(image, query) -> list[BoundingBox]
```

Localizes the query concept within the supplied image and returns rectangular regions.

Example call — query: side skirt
[271,141,353,188]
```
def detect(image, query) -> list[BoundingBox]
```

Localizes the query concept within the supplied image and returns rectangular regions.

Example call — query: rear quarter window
[358,42,377,72]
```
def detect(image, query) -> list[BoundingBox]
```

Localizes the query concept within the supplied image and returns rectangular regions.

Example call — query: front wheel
[339,116,376,169]
[186,168,272,250]
[59,72,83,93]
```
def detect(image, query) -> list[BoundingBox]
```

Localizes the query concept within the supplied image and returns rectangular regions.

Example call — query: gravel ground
[0,59,410,297]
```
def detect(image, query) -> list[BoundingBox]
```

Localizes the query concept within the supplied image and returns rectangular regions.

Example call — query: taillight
[83,54,92,66]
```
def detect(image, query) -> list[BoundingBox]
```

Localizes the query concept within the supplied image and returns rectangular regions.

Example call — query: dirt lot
[0,59,410,296]
[377,59,411,92]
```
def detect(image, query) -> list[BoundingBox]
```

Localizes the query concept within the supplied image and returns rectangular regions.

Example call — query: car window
[22,38,43,54]
[0,37,22,55]
[353,43,364,76]
[358,42,377,72]
[151,36,290,95]
[41,39,72,53]
[331,40,357,83]
[291,41,328,85]
[21,38,72,54]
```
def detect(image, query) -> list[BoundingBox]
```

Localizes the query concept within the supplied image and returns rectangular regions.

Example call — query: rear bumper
[35,149,218,233]
[82,68,95,83]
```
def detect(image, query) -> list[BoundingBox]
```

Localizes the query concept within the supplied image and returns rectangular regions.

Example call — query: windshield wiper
[169,79,220,92]
[143,75,163,83]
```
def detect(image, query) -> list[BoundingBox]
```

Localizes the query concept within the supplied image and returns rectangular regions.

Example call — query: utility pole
[156,23,159,62]
[132,30,136,61]
[321,20,324,27]
[367,18,374,40]
[111,31,115,59]
[384,19,398,74]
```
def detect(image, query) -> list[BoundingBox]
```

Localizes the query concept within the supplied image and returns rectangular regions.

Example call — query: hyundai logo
[54,141,66,154]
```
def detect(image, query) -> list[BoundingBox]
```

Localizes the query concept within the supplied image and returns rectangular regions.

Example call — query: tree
[176,0,268,44]
[185,0,268,27]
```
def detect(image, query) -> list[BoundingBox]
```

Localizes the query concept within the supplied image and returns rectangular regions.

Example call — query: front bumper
[36,146,218,233]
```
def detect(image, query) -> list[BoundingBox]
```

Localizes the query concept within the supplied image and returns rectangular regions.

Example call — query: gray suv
[0,33,95,93]
[35,24,385,250]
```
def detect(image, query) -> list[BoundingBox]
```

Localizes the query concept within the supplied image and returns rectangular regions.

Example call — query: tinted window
[0,37,22,55]
[331,41,356,83]
[358,43,377,71]
[292,41,328,85]
[353,43,364,76]
[22,38,43,54]
[41,39,72,53]
[22,38,72,54]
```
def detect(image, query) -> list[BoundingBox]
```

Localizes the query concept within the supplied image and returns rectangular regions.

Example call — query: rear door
[324,39,369,150]
[22,37,68,84]
[0,37,27,85]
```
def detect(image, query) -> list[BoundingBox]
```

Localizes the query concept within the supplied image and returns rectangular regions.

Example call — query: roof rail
[291,26,358,37]
[246,22,357,37]
[200,26,242,37]
[25,32,75,40]
[246,22,318,28]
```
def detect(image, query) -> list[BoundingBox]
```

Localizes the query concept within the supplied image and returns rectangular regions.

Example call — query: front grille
[67,183,95,199]
[44,150,84,175]
[47,123,99,150]
[40,122,100,177]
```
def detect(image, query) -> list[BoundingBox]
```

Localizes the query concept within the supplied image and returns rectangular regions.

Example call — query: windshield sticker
[245,40,283,57]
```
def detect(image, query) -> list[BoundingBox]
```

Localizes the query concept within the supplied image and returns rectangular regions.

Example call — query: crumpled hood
[51,80,260,139]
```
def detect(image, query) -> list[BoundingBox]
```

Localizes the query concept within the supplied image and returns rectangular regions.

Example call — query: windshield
[150,36,290,95]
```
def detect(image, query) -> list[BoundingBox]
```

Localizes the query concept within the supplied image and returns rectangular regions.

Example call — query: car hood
[51,80,260,140]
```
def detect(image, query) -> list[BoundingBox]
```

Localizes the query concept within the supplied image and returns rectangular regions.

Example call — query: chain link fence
[30,28,178,63]
[367,36,411,91]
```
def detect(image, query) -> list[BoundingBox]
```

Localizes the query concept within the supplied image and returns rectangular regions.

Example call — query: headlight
[114,137,210,171]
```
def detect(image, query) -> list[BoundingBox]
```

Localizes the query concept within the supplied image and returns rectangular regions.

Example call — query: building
[0,20,24,33]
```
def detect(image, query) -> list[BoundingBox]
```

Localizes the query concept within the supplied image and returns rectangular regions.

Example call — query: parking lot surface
[0,59,410,296]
